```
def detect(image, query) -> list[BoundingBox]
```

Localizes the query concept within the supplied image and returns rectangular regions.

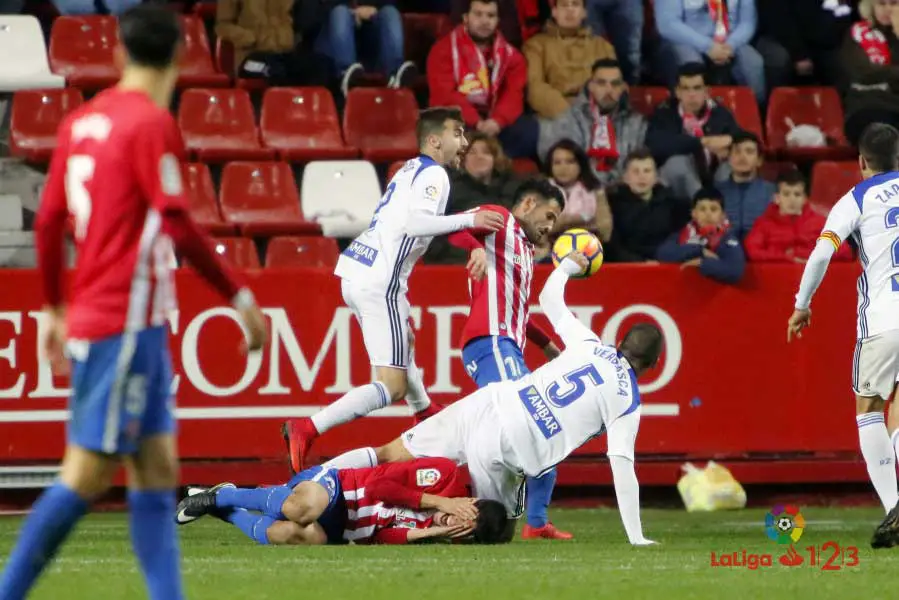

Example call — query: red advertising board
[0,263,867,484]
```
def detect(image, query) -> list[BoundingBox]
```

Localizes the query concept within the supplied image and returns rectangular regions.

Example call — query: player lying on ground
[786,123,899,549]
[303,252,661,545]
[175,458,508,545]
[0,6,267,600]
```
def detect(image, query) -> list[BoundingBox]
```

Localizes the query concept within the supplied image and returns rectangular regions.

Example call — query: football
[551,228,604,277]
[777,517,793,532]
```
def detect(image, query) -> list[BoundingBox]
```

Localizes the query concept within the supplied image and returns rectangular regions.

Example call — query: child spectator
[544,139,613,242]
[744,171,854,263]
[715,130,775,240]
[657,187,746,284]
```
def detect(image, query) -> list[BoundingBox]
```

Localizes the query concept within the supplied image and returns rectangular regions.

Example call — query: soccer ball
[551,228,603,277]
[777,517,793,532]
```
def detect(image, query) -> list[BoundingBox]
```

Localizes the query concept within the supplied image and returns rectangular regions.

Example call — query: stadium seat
[211,237,261,269]
[512,158,540,175]
[0,16,65,91]
[628,86,669,116]
[182,163,235,235]
[766,87,853,161]
[9,89,84,163]
[758,161,799,183]
[193,1,217,19]
[386,160,407,181]
[265,236,339,268]
[402,13,451,70]
[301,160,382,237]
[215,38,266,91]
[261,87,358,161]
[178,89,275,162]
[48,16,120,89]
[708,86,764,143]
[178,15,229,88]
[219,161,321,236]
[343,88,419,163]
[810,161,860,213]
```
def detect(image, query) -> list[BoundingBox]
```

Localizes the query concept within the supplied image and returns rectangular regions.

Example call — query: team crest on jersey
[416,468,441,487]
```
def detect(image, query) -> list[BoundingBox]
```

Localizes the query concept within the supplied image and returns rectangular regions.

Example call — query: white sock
[857,412,899,513]
[322,447,378,471]
[311,382,389,434]
[404,358,432,413]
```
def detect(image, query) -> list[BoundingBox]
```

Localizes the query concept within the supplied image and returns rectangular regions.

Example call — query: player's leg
[264,520,328,545]
[406,321,439,421]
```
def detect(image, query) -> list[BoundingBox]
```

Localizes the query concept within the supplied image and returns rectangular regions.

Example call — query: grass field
[0,507,894,599]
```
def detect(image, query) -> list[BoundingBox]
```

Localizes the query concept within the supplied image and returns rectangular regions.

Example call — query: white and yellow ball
[551,228,603,277]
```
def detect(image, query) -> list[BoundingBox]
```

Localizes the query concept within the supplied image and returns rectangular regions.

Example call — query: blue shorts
[68,326,174,455]
[286,465,347,545]
[462,336,530,387]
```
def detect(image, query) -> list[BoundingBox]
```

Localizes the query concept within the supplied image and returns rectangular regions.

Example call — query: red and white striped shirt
[339,458,467,545]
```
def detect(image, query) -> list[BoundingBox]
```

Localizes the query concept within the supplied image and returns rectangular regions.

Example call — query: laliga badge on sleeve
[416,468,441,487]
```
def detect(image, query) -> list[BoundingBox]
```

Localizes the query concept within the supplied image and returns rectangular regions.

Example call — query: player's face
[464,1,499,42]
[550,148,580,186]
[433,512,472,528]
[441,120,468,168]
[775,183,807,216]
[520,197,562,244]
[692,199,724,228]
[587,67,625,112]
[552,0,587,29]
[676,75,708,115]
[464,140,495,181]
[623,158,658,197]
[728,141,761,175]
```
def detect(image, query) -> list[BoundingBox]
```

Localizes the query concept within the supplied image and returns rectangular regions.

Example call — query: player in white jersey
[321,252,662,545]
[282,107,505,473]
[786,124,899,548]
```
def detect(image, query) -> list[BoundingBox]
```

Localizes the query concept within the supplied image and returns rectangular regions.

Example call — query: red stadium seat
[628,86,669,116]
[178,15,229,88]
[512,158,540,175]
[386,160,406,181]
[261,87,358,161]
[708,86,764,143]
[766,87,853,161]
[402,13,451,70]
[265,236,339,268]
[48,16,119,89]
[343,88,419,163]
[215,38,267,91]
[758,161,799,183]
[192,1,217,19]
[211,237,261,269]
[9,89,84,163]
[178,89,275,162]
[810,161,860,213]
[219,161,321,236]
[181,163,235,235]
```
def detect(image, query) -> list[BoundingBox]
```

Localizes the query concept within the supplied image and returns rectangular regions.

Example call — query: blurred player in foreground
[323,252,661,545]
[0,7,267,599]
[175,458,508,545]
[786,123,899,548]
[282,108,505,472]
[449,180,575,540]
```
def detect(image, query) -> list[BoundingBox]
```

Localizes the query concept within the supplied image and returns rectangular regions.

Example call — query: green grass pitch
[0,507,895,599]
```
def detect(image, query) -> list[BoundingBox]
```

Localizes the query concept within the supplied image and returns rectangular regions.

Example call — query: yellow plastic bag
[677,461,747,512]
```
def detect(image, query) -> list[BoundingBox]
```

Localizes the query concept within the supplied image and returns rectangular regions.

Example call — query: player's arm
[373,523,473,545]
[606,407,654,546]
[525,321,561,359]
[538,255,601,348]
[365,458,477,519]
[404,172,504,238]
[34,134,71,314]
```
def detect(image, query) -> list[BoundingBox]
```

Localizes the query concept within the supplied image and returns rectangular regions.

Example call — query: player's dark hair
[618,323,664,373]
[623,147,655,169]
[591,58,621,73]
[467,0,498,10]
[416,107,464,148]
[513,178,566,212]
[731,130,761,152]
[859,123,899,173]
[692,187,724,208]
[119,4,182,69]
[471,500,509,544]
[776,170,806,193]
[542,138,600,191]
[677,62,707,85]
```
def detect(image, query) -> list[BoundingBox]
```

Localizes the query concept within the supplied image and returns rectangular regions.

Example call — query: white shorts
[852,330,899,400]
[400,388,526,518]
[342,278,410,368]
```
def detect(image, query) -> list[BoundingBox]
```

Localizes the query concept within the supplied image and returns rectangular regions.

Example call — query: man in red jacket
[428,0,536,158]
[745,171,854,263]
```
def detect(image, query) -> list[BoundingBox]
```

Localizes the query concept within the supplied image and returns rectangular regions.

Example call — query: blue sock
[215,486,292,520]
[225,508,275,545]
[0,482,89,599]
[525,468,558,528]
[128,490,183,600]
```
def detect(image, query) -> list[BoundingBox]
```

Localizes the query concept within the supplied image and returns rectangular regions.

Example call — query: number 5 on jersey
[369,182,396,229]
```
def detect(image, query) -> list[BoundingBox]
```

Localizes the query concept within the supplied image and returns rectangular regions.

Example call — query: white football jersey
[334,155,450,293]
[822,172,899,339]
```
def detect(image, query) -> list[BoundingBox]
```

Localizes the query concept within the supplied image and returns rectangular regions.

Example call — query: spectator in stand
[655,0,766,105]
[585,0,644,84]
[428,0,535,158]
[50,0,139,14]
[754,0,856,87]
[606,148,692,262]
[657,187,745,284]
[451,0,525,47]
[523,0,617,120]
[840,0,899,146]
[714,130,775,240]
[543,139,613,243]
[744,171,854,263]
[0,0,22,13]
[537,58,647,186]
[646,62,740,201]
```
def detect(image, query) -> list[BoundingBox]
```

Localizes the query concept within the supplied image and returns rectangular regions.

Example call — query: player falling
[175,458,508,545]
[786,123,899,548]
[325,252,661,545]
[0,7,267,599]
[282,108,505,471]
[449,182,577,540]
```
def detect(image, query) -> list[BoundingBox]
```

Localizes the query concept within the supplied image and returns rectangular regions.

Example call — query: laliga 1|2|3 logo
[710,505,860,571]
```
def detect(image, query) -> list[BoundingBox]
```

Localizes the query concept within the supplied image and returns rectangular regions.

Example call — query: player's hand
[238,303,268,352]
[787,308,811,342]
[473,210,505,232]
[564,251,590,275]
[543,341,561,360]
[466,248,488,281]
[41,306,69,376]
[437,497,479,521]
